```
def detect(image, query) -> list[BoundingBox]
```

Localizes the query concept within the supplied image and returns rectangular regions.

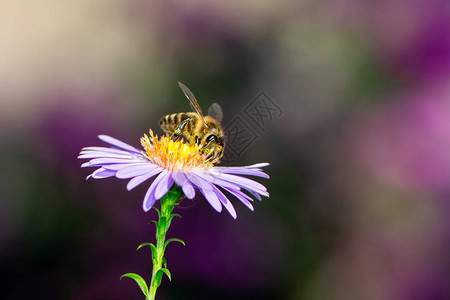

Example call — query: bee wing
[178,82,208,127]
[207,103,223,123]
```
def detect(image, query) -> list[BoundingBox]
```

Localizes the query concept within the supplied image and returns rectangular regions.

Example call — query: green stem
[148,185,183,300]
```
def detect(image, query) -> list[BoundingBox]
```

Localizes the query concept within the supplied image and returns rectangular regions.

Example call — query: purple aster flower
[78,130,269,218]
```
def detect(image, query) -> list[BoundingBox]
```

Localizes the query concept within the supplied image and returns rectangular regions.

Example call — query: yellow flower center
[140,130,216,171]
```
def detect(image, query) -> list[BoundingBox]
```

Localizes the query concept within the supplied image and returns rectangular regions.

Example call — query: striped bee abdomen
[159,112,195,135]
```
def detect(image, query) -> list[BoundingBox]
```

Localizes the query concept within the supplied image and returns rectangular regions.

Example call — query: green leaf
[162,257,167,268]
[150,243,158,265]
[137,242,153,251]
[155,269,164,287]
[171,213,182,219]
[120,273,148,297]
[158,268,172,281]
[153,207,161,218]
[164,238,185,252]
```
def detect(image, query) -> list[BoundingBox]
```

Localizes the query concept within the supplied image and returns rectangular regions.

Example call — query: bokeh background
[2,0,450,299]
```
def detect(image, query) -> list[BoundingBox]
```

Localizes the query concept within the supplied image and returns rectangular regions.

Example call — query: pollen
[140,130,217,171]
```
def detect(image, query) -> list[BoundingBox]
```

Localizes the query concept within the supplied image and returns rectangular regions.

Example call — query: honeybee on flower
[79,83,269,218]
[159,82,225,163]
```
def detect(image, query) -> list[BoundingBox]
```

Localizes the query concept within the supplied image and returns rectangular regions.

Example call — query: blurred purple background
[1,1,450,299]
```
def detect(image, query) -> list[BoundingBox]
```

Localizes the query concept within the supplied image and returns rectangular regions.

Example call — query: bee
[159,82,225,162]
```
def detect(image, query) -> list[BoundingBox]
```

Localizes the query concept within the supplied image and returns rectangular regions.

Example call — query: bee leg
[204,152,219,163]
[170,118,193,142]
[170,133,182,142]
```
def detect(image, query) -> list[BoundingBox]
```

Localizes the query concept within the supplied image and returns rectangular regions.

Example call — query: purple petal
[88,157,145,166]
[213,162,269,170]
[245,162,270,168]
[98,135,142,154]
[187,172,214,191]
[199,188,222,213]
[211,168,269,179]
[82,146,130,153]
[249,190,262,201]
[247,163,270,168]
[195,171,241,190]
[78,152,137,159]
[154,171,174,200]
[127,168,162,191]
[210,178,242,190]
[90,168,116,179]
[116,164,158,179]
[181,183,195,199]
[223,187,254,211]
[143,185,157,212]
[172,171,196,199]
[101,163,146,171]
[172,171,188,185]
[214,173,268,196]
[81,146,137,155]
[142,171,169,212]
[212,186,237,219]
[79,149,135,155]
